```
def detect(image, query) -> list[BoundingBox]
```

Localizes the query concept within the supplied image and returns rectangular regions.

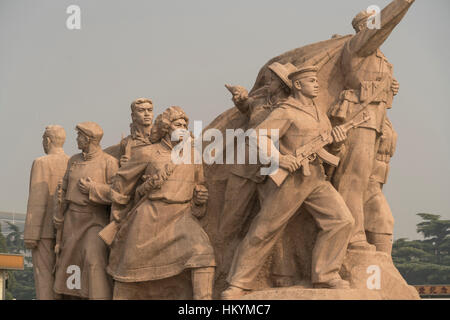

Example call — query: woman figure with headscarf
[106,106,215,300]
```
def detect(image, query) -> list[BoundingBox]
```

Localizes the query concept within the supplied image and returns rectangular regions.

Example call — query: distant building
[0,211,26,236]
[0,211,32,267]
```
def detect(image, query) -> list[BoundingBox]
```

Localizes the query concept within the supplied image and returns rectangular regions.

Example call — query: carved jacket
[24,150,69,240]
[255,96,332,182]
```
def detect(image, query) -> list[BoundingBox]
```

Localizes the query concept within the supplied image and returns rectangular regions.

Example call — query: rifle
[269,113,370,187]
[99,163,176,246]
[98,196,146,246]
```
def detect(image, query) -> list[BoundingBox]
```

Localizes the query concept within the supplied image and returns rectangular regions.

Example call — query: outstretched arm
[349,0,415,57]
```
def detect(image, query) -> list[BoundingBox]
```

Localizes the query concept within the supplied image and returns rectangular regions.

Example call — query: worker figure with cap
[24,125,69,299]
[221,66,355,299]
[53,121,119,300]
[216,62,295,272]
[329,0,414,251]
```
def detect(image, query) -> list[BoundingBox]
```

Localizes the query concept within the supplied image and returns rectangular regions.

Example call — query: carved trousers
[32,238,56,300]
[331,127,379,245]
[219,174,259,244]
[364,179,395,235]
[227,177,354,289]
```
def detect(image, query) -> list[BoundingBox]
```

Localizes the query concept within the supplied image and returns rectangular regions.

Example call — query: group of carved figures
[23,0,414,300]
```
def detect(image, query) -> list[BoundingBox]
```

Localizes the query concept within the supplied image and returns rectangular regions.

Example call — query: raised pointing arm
[349,0,415,57]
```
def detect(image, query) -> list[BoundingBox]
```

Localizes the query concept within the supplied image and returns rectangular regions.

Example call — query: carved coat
[107,139,215,283]
[53,149,118,299]
[25,150,69,241]
[24,149,69,300]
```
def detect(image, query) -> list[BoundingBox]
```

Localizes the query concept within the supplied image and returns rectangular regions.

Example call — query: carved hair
[150,106,189,143]
[44,125,66,147]
[130,98,153,113]
[352,10,371,32]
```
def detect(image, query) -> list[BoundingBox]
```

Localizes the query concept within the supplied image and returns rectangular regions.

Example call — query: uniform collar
[130,124,152,145]
[82,148,102,161]
[282,96,319,120]
[47,148,65,155]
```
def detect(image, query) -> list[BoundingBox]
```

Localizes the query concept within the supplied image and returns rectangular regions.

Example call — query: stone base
[242,286,383,300]
[240,250,420,300]
[339,249,420,300]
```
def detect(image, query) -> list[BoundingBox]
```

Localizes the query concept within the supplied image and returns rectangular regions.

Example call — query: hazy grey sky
[1,0,449,240]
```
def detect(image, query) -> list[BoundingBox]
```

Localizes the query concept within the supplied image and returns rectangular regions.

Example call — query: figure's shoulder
[69,153,83,163]
[131,142,160,160]
[120,135,132,147]
[48,152,69,160]
[148,141,168,153]
[39,153,69,168]
[31,155,51,171]
[100,150,120,165]
[33,154,49,164]
[275,98,301,112]
[103,143,121,160]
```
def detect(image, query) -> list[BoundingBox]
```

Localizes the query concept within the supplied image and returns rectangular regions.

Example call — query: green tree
[416,213,450,264]
[393,213,450,285]
[5,221,24,254]
[0,222,8,253]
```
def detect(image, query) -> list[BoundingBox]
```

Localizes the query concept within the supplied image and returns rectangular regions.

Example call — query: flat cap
[76,121,104,141]
[288,65,318,81]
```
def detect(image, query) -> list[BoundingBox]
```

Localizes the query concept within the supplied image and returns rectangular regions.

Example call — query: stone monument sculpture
[53,122,119,299]
[221,66,357,299]
[103,107,216,300]
[202,0,418,299]
[24,0,420,300]
[328,0,413,251]
[24,125,69,300]
[215,62,295,276]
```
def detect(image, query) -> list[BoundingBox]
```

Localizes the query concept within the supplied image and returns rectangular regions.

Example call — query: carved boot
[272,275,295,287]
[192,267,215,300]
[221,285,251,300]
[313,278,350,290]
[366,231,393,255]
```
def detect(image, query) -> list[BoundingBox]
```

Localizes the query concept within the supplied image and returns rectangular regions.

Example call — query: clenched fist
[193,185,209,205]
[331,126,347,144]
[391,78,400,96]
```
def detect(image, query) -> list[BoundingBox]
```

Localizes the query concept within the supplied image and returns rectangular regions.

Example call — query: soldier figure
[217,62,294,266]
[24,125,69,300]
[221,66,355,299]
[329,0,414,250]
[53,122,119,300]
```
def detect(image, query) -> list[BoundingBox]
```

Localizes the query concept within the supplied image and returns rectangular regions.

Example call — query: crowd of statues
[23,0,414,300]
